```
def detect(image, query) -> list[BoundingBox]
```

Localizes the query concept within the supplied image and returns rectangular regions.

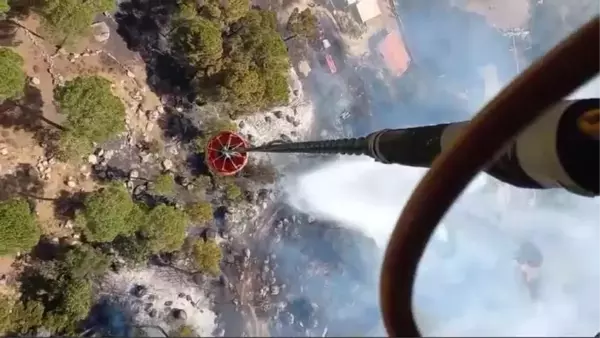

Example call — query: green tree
[176,0,198,21]
[154,173,176,196]
[171,324,199,337]
[286,8,318,41]
[9,300,45,334]
[199,0,222,21]
[0,0,9,15]
[224,181,242,201]
[112,235,152,265]
[0,296,45,335]
[77,183,145,243]
[0,48,26,101]
[61,279,93,320]
[0,198,40,255]
[0,296,11,334]
[172,16,223,70]
[221,68,266,108]
[191,239,222,276]
[43,278,93,334]
[38,0,115,45]
[186,201,213,223]
[142,204,189,253]
[192,175,213,192]
[217,9,289,113]
[59,245,111,280]
[18,245,109,335]
[48,247,107,333]
[54,76,125,160]
[221,0,249,23]
[174,8,289,112]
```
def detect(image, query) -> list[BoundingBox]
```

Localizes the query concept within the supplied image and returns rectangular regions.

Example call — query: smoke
[283,1,599,336]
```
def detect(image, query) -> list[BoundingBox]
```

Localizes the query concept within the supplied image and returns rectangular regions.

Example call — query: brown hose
[380,16,600,337]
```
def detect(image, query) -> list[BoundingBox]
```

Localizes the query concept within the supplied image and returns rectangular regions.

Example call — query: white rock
[129,170,139,179]
[91,21,110,43]
[88,154,98,164]
[66,179,77,188]
[148,110,160,121]
[30,77,41,86]
[140,153,152,163]
[64,220,74,229]
[126,70,136,78]
[103,150,115,159]
[162,159,173,171]
[0,148,8,156]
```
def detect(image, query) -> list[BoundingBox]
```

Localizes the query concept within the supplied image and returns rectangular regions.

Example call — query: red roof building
[378,31,411,77]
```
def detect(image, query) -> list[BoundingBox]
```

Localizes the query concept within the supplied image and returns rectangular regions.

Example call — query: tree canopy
[221,0,249,23]
[171,324,199,337]
[286,8,318,41]
[18,245,109,334]
[172,7,289,113]
[186,201,213,223]
[224,181,242,201]
[41,277,95,333]
[0,198,40,256]
[154,173,176,196]
[54,76,125,160]
[191,239,222,276]
[111,234,152,265]
[218,9,289,112]
[0,48,26,101]
[38,0,115,44]
[0,0,9,15]
[177,0,249,25]
[142,204,189,253]
[77,183,144,243]
[0,297,44,335]
[172,16,223,70]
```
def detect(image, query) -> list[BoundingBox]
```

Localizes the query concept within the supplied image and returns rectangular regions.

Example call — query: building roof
[355,0,381,23]
[378,30,411,77]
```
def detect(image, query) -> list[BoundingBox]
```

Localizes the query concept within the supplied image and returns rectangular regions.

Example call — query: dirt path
[233,204,284,337]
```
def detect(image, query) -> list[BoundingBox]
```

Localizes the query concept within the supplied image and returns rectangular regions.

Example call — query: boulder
[171,308,187,321]
[91,22,110,43]
[131,284,147,298]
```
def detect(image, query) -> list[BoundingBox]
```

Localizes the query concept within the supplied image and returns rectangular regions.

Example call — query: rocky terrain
[0,0,596,337]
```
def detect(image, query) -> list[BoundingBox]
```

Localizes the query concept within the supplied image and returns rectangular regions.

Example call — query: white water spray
[284,77,600,336]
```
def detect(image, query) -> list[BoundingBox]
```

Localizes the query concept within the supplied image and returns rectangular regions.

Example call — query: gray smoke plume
[283,1,599,336]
